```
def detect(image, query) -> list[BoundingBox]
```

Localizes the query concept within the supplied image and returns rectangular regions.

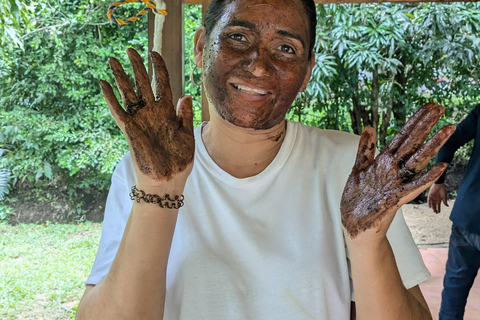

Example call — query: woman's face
[197,0,314,130]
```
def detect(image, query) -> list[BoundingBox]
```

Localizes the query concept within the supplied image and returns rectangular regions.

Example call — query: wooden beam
[148,0,184,104]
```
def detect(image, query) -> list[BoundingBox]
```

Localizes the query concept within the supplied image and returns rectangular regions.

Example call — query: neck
[201,109,287,178]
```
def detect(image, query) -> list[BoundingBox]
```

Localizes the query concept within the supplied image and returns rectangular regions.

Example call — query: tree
[290,2,480,148]
[0,0,30,49]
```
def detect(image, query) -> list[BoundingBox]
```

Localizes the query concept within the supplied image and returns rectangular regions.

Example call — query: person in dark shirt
[428,104,480,320]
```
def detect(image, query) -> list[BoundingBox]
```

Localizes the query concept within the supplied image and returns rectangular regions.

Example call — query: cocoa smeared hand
[100,49,194,183]
[341,103,455,239]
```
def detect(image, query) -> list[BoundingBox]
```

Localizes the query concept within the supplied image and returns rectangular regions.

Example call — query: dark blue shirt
[435,104,480,234]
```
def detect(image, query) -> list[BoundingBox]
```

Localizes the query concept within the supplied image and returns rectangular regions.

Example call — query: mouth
[230,83,270,96]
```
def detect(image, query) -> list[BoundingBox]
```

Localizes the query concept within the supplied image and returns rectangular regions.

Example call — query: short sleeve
[348,208,431,301]
[86,152,136,285]
[386,208,431,289]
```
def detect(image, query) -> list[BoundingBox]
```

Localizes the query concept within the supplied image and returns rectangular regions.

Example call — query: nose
[243,47,271,77]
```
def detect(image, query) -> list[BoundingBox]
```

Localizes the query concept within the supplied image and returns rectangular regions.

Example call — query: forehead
[217,0,310,38]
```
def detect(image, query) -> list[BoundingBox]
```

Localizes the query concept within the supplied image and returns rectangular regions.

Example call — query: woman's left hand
[341,102,455,242]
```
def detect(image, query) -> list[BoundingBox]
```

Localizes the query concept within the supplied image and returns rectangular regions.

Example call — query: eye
[278,44,295,54]
[228,33,247,42]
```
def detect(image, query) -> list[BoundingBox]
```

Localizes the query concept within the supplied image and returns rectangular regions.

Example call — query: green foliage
[289,2,480,150]
[0,3,203,199]
[0,222,102,318]
[0,0,31,49]
[184,5,203,128]
[0,2,478,215]
[0,1,148,194]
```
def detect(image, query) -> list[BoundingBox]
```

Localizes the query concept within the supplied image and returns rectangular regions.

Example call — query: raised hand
[100,49,195,186]
[341,103,455,239]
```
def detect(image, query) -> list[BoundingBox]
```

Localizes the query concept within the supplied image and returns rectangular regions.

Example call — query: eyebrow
[277,30,305,49]
[224,20,306,49]
[225,20,257,31]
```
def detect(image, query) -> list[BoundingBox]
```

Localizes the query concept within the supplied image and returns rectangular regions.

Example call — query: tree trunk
[371,67,380,132]
[350,94,371,135]
[379,106,392,149]
[392,55,407,126]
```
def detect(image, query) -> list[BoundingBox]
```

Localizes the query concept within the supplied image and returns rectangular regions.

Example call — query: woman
[76,0,454,319]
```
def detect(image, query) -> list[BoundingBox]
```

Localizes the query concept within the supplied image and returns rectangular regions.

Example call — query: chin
[227,116,281,130]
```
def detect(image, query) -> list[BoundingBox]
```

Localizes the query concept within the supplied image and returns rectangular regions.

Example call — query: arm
[435,104,478,183]
[349,285,428,320]
[347,238,431,319]
[428,104,478,212]
[76,49,194,319]
[341,102,456,320]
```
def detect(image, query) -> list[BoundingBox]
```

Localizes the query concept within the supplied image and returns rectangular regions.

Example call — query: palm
[100,49,194,182]
[341,103,455,238]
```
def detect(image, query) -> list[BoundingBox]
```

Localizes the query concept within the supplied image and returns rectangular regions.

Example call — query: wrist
[344,230,390,254]
[130,185,185,209]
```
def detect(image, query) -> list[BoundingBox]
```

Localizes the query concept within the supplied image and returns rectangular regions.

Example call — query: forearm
[76,189,180,320]
[348,238,431,320]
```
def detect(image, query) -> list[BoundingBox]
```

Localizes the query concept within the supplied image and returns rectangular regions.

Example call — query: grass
[0,222,102,319]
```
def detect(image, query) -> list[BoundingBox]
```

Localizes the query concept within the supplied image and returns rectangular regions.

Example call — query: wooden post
[148,0,184,104]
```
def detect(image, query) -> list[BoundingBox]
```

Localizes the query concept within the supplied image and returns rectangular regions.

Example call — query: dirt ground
[403,200,454,247]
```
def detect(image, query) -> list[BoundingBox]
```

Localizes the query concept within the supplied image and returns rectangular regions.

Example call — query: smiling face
[195,0,314,130]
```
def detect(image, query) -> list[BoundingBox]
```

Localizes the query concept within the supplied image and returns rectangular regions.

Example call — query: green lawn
[0,222,102,319]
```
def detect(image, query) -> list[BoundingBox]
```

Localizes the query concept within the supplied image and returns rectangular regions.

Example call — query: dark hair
[203,0,317,60]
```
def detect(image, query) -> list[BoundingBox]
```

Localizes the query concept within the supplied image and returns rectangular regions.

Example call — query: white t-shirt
[87,120,430,320]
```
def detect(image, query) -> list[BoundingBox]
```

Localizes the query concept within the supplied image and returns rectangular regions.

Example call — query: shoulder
[473,104,480,117]
[289,121,360,152]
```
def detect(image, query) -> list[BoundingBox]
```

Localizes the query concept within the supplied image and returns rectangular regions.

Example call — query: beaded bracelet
[129,185,184,209]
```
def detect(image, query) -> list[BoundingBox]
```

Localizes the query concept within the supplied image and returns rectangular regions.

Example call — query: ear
[299,52,315,92]
[193,26,207,69]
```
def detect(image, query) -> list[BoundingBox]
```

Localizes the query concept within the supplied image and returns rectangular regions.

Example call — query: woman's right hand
[100,48,195,189]
[428,183,448,214]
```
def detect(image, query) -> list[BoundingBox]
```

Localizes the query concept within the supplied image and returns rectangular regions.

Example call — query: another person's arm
[342,103,455,319]
[428,104,479,213]
[76,49,194,320]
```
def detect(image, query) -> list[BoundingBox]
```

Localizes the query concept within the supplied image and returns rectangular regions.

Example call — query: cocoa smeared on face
[201,0,313,130]
[341,103,455,238]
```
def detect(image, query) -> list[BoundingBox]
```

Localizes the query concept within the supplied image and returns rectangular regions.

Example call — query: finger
[430,198,440,214]
[395,103,446,160]
[354,126,376,172]
[397,162,448,206]
[443,198,449,207]
[403,125,456,172]
[151,51,173,105]
[177,95,194,135]
[108,57,143,114]
[126,48,155,104]
[433,200,439,214]
[387,102,436,153]
[100,80,129,131]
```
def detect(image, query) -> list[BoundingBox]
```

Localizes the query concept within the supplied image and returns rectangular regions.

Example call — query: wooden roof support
[148,0,184,104]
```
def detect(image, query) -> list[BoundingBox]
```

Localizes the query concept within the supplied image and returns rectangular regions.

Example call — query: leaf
[43,161,52,179]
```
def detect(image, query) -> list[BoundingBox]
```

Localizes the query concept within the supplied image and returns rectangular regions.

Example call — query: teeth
[234,84,268,95]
